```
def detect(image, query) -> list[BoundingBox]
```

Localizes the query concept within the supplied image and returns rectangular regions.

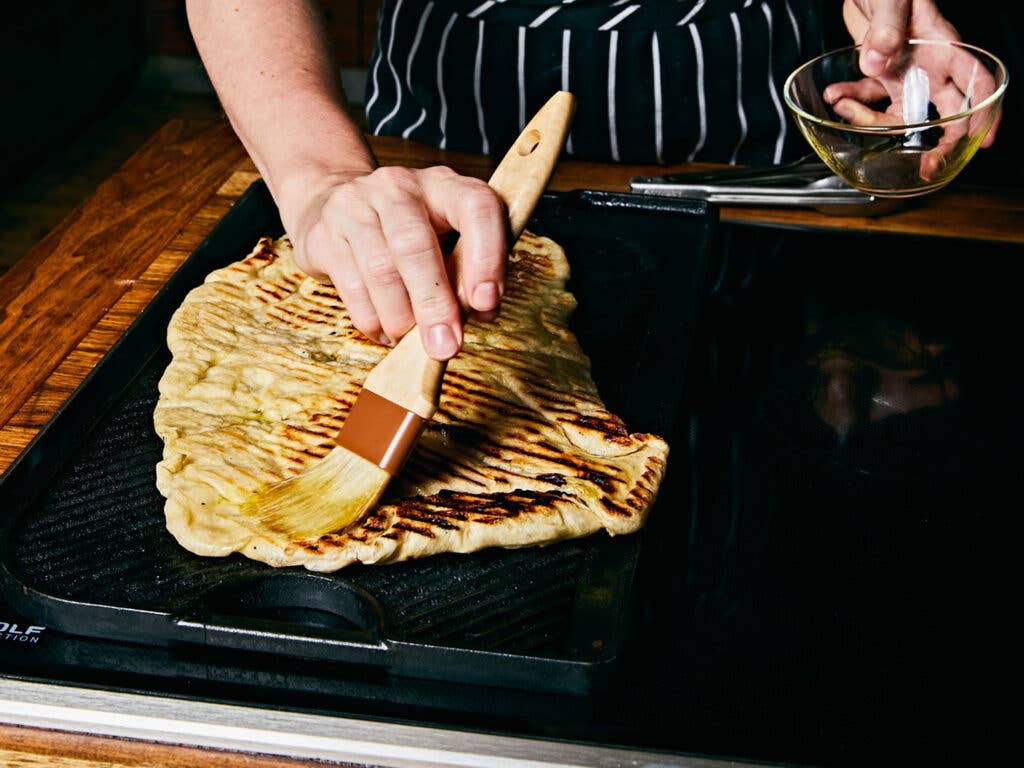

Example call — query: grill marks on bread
[155,234,668,570]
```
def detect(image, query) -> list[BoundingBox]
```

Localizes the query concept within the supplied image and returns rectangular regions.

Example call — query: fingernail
[472,281,500,311]
[377,332,392,346]
[862,49,887,76]
[427,323,460,359]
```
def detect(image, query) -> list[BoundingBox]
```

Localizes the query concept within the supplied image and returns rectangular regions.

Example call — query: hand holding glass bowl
[784,39,1008,197]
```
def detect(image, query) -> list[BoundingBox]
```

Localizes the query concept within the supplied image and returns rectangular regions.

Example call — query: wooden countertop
[0,723,329,768]
[1,116,1021,765]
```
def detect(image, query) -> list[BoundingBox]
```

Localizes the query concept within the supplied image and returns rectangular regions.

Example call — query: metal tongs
[630,154,905,216]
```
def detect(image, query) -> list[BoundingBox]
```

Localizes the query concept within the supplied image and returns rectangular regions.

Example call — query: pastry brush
[244,91,575,537]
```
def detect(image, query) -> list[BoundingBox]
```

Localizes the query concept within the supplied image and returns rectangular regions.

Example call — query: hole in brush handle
[517,129,542,155]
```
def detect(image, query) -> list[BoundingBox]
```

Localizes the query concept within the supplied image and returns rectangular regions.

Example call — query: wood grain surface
[0,119,245,460]
[0,723,360,767]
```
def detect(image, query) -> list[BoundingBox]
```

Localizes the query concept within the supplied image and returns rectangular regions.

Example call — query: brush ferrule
[335,389,428,475]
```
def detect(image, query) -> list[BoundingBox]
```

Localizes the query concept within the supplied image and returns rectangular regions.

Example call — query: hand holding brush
[242,91,576,538]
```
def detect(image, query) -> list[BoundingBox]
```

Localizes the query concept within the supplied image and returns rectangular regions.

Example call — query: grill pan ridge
[0,181,714,694]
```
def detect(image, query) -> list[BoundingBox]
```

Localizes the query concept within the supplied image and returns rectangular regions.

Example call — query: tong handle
[633,153,829,187]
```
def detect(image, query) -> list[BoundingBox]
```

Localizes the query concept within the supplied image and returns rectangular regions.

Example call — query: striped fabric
[365,0,823,165]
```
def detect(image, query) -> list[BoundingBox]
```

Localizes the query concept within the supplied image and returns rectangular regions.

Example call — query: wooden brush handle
[364,91,576,418]
[453,91,576,306]
[485,90,576,243]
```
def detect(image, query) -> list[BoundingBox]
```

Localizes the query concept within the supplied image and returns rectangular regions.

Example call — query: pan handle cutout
[174,572,387,659]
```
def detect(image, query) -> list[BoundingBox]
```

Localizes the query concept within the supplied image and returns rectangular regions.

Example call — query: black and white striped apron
[364,0,824,165]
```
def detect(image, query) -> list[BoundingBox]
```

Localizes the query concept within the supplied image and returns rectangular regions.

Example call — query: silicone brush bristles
[242,445,391,538]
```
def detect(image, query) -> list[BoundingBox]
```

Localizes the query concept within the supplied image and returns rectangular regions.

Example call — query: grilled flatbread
[155,234,668,571]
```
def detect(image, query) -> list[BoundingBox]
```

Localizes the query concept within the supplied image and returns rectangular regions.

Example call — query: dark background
[1,1,384,188]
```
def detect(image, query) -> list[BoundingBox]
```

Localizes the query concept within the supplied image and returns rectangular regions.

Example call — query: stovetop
[3,222,1020,767]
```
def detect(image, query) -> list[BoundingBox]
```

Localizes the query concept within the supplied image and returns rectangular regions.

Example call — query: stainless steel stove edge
[1,679,766,768]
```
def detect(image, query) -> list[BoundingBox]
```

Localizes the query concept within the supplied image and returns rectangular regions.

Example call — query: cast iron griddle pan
[0,181,713,694]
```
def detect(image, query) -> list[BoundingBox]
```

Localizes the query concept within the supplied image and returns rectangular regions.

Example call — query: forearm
[186,0,376,233]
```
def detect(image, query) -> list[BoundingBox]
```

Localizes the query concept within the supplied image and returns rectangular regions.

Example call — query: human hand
[810,319,958,437]
[812,351,959,436]
[287,166,507,361]
[827,1,1000,180]
[838,0,999,145]
[843,0,959,78]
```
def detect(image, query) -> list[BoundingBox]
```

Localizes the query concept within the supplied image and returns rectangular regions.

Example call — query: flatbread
[155,234,668,571]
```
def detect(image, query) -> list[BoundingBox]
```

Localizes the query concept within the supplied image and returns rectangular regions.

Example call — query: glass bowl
[784,39,1008,198]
